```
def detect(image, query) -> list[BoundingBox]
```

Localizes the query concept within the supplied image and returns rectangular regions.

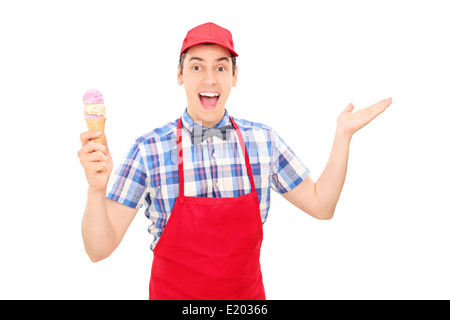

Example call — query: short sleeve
[270,130,310,194]
[106,142,147,209]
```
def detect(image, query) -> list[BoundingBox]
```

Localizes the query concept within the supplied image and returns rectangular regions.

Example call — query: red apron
[149,116,265,300]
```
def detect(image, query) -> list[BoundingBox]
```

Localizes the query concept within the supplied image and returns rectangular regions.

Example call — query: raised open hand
[337,98,393,140]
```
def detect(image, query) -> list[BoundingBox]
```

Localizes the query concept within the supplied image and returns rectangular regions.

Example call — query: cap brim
[180,41,238,57]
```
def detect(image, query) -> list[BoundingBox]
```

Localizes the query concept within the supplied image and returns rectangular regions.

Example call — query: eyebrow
[216,57,230,63]
[188,57,230,63]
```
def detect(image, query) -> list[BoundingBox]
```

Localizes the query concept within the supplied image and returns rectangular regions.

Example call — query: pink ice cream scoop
[83,88,106,119]
[83,88,104,104]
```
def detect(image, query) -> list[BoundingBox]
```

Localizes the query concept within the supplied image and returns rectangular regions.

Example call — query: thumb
[342,103,354,113]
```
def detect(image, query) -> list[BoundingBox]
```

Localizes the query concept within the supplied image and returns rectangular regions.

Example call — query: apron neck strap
[176,116,257,197]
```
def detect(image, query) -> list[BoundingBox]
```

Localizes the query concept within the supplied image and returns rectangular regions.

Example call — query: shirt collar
[181,108,230,134]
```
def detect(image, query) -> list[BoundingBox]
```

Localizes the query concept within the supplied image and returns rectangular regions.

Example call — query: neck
[187,109,225,128]
[193,120,217,128]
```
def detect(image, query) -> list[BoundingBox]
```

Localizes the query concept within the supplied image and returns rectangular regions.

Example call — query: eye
[192,65,201,71]
[217,66,226,72]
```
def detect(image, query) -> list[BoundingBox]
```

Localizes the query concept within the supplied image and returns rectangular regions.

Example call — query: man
[78,22,392,299]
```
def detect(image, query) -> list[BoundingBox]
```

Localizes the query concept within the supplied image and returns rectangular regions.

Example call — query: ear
[177,65,184,86]
[232,65,238,87]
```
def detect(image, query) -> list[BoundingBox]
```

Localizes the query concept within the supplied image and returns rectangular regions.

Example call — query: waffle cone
[85,117,106,144]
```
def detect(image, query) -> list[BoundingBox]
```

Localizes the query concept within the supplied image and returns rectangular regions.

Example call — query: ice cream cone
[85,117,106,144]
[83,89,107,144]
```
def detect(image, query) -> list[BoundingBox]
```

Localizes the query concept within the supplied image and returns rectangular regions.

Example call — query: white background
[1,0,449,299]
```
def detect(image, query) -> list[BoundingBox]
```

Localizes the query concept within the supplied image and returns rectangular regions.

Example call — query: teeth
[199,92,219,97]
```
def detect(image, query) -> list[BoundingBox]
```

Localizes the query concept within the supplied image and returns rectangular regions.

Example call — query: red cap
[180,22,238,57]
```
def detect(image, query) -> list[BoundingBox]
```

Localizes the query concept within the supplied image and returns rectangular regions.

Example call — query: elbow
[85,247,112,263]
[87,252,110,263]
[317,213,334,220]
[313,208,335,220]
[82,236,116,263]
[89,255,104,263]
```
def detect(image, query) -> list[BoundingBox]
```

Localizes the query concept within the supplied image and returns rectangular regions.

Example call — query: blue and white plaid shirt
[107,109,310,250]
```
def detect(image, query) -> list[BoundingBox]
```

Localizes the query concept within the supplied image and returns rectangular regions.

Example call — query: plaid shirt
[107,109,310,250]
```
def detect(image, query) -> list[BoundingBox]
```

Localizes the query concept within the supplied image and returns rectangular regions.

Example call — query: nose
[202,69,217,86]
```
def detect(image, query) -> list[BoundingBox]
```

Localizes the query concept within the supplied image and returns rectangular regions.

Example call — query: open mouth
[198,91,220,110]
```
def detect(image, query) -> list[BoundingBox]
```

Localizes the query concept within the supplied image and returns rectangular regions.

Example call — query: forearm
[81,188,118,262]
[315,128,351,217]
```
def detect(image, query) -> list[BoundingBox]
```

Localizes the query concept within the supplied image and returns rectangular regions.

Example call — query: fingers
[346,97,392,115]
[78,131,109,169]
[78,143,106,160]
[368,97,393,118]
[80,131,108,151]
[80,131,103,146]
[78,144,109,173]
[89,160,108,172]
[380,97,393,111]
[85,150,108,162]
[373,97,392,109]
[82,140,108,155]
[78,141,108,162]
